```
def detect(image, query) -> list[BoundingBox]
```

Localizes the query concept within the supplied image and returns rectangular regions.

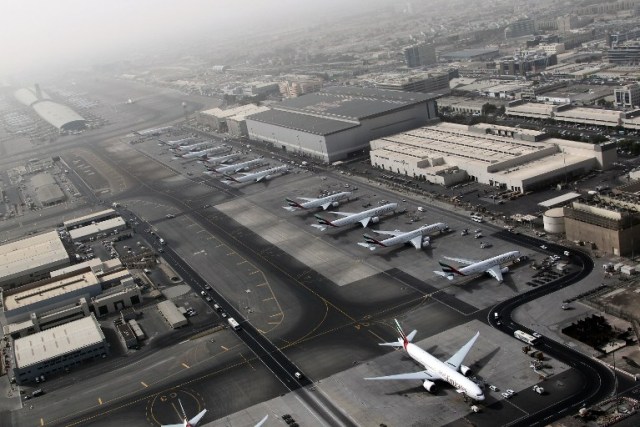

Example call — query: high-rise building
[614,83,640,108]
[403,43,437,68]
[504,19,535,38]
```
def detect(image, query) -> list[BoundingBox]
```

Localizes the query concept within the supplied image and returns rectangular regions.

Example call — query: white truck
[227,317,241,331]
[533,385,544,395]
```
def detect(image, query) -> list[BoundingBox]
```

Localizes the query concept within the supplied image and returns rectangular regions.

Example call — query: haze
[0,0,392,77]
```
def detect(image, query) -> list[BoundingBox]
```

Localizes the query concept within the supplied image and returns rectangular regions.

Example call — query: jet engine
[501,267,509,274]
[421,236,431,247]
[423,380,436,392]
[370,216,380,224]
[460,365,472,376]
[331,201,340,208]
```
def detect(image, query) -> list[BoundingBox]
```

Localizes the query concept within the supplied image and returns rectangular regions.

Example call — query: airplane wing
[410,235,425,249]
[255,415,269,427]
[189,409,207,426]
[365,370,440,381]
[359,217,372,228]
[320,202,334,210]
[443,256,478,266]
[162,424,184,427]
[486,265,504,282]
[445,331,480,371]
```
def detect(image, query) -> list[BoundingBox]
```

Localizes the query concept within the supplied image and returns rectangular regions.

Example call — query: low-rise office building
[12,314,108,385]
[63,209,118,230]
[157,300,187,329]
[68,217,127,242]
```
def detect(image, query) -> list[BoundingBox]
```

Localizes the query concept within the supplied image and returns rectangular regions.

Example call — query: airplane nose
[476,393,485,401]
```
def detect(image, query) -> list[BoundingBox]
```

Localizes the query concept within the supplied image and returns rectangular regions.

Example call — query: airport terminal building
[369,122,616,192]
[14,86,86,132]
[245,87,438,163]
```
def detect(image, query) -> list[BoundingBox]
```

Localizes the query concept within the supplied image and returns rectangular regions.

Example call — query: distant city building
[606,42,640,65]
[12,314,108,385]
[246,86,437,163]
[504,19,535,39]
[439,48,500,62]
[614,83,640,108]
[538,43,566,55]
[436,97,495,115]
[498,53,557,76]
[278,76,323,98]
[576,0,639,16]
[375,72,450,94]
[606,28,640,48]
[403,42,437,68]
[198,104,269,132]
[211,65,228,72]
[556,15,579,33]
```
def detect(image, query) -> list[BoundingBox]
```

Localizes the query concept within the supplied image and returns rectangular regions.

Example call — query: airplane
[434,250,521,283]
[202,153,240,167]
[283,191,352,212]
[222,165,288,183]
[213,158,264,174]
[175,146,230,160]
[312,203,397,231]
[358,222,449,251]
[171,141,213,153]
[364,319,484,402]
[161,399,206,427]
[158,136,194,146]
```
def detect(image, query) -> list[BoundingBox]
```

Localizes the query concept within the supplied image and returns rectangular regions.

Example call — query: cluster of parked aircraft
[283,192,521,283]
[160,136,290,185]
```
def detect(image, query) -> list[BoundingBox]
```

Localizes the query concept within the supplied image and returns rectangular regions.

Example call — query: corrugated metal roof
[247,109,359,136]
[0,231,69,284]
[32,100,86,130]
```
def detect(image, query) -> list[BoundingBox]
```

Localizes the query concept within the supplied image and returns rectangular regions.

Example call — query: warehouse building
[68,217,127,242]
[506,102,635,128]
[63,209,119,230]
[369,122,615,192]
[12,314,108,385]
[439,48,500,62]
[375,72,450,94]
[31,173,65,206]
[227,106,270,138]
[246,86,438,163]
[157,300,187,329]
[0,231,70,290]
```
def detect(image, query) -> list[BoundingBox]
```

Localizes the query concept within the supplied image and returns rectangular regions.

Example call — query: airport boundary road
[489,231,616,426]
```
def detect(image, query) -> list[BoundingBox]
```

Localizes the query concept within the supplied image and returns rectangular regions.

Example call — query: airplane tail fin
[314,214,334,227]
[223,173,239,183]
[379,318,415,349]
[438,261,464,276]
[434,270,455,280]
[285,198,304,209]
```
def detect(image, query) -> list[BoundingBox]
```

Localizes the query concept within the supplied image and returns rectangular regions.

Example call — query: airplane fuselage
[225,166,287,183]
[458,250,520,276]
[318,203,397,228]
[215,159,263,174]
[406,343,484,401]
[287,192,351,210]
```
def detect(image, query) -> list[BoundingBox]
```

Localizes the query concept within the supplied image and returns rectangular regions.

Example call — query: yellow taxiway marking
[181,363,190,369]
[270,312,283,318]
[249,270,260,275]
[40,418,44,426]
[236,260,247,265]
[141,381,148,388]
[262,297,274,302]
[98,397,103,405]
[221,345,229,351]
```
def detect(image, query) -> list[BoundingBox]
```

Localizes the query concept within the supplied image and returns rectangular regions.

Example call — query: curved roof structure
[31,100,86,131]
[14,87,51,106]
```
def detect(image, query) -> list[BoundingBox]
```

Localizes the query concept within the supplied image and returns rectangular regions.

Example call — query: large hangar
[369,122,616,193]
[245,86,437,163]
[14,86,86,132]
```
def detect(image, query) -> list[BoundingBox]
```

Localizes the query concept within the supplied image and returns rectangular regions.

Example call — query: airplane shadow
[469,347,501,375]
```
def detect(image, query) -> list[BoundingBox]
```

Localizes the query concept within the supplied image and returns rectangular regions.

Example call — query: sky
[0,0,391,77]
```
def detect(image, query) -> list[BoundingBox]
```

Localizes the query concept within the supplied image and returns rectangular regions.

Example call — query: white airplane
[312,203,397,231]
[365,319,484,401]
[136,126,173,137]
[434,250,521,283]
[222,165,288,183]
[358,222,449,251]
[172,141,213,153]
[175,146,230,160]
[283,191,352,212]
[202,153,240,167]
[213,158,264,174]
[159,136,194,146]
[162,399,206,427]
